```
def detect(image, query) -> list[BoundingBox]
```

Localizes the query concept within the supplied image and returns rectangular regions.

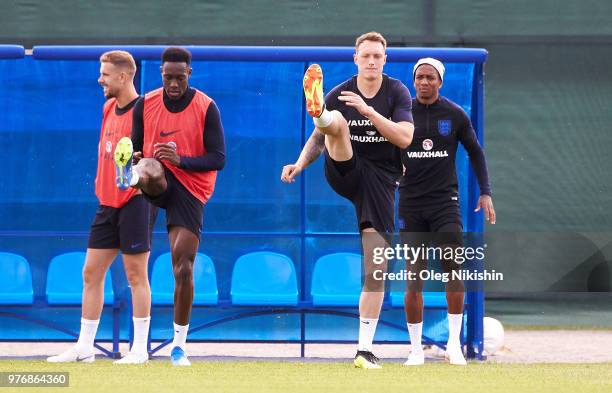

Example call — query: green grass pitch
[2,360,612,393]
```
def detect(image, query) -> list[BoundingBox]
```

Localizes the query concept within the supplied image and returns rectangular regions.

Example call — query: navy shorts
[398,203,463,234]
[399,204,464,266]
[88,194,156,254]
[143,165,204,237]
[324,150,397,234]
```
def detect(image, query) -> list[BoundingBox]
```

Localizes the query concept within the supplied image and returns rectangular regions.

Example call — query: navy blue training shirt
[400,96,491,209]
[325,74,414,181]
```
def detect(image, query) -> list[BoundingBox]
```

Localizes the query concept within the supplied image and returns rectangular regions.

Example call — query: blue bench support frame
[2,45,486,360]
[0,45,25,59]
[147,301,465,357]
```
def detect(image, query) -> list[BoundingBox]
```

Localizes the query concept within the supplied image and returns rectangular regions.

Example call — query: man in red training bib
[114,47,226,366]
[48,51,156,365]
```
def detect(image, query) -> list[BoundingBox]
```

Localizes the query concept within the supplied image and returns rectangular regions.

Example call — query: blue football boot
[170,346,191,366]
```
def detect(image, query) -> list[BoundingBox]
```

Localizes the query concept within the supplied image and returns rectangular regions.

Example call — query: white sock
[407,322,423,353]
[75,318,99,354]
[171,322,189,351]
[313,108,333,128]
[358,318,378,352]
[447,313,463,347]
[129,167,140,186]
[131,316,150,354]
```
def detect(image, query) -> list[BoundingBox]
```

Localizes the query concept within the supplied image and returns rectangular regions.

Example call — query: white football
[483,317,505,355]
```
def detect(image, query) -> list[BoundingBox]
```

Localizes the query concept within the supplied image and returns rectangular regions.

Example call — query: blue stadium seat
[311,253,362,307]
[389,291,448,308]
[46,252,114,305]
[151,252,218,306]
[0,252,34,305]
[231,251,298,306]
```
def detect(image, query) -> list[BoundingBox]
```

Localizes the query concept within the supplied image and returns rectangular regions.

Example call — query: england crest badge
[438,120,452,136]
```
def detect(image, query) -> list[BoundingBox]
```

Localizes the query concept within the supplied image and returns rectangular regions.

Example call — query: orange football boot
[303,63,324,117]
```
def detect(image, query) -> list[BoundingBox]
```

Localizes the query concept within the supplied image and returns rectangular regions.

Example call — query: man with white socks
[399,57,496,366]
[114,47,225,366]
[47,51,155,365]
[281,32,414,368]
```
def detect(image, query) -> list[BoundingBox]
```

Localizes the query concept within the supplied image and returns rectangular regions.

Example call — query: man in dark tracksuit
[400,58,495,366]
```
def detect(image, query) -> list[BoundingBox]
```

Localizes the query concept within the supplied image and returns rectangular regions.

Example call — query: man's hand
[338,91,374,118]
[475,194,496,224]
[154,143,180,166]
[133,151,143,164]
[281,163,303,183]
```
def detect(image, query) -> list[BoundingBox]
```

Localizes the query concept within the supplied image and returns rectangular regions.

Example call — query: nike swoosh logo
[77,355,94,361]
[131,242,143,249]
[160,130,181,137]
